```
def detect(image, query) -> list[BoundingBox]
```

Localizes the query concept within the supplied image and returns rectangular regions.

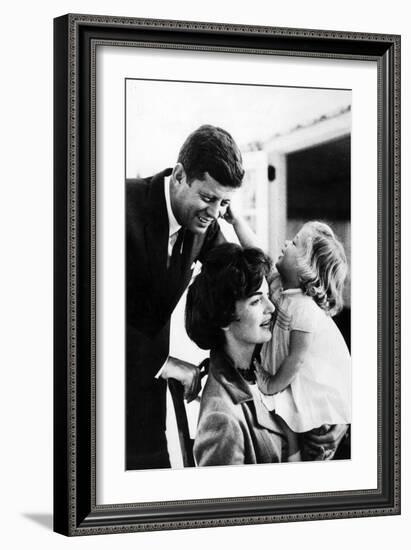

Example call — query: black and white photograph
[0,0,406,546]
[125,79,352,471]
[51,12,400,538]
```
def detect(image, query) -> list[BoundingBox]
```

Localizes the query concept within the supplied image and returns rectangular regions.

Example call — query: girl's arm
[223,206,261,249]
[255,330,312,395]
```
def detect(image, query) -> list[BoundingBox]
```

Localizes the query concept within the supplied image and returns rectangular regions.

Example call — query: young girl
[230,216,351,460]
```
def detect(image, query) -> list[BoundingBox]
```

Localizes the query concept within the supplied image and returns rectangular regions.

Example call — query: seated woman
[185,242,301,466]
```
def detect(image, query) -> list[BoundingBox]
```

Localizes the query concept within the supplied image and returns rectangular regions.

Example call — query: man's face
[172,168,238,234]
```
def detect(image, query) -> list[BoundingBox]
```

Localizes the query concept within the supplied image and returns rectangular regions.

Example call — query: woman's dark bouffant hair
[185,243,272,350]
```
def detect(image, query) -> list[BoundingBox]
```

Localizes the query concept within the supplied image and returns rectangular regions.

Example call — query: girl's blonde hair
[297,221,348,316]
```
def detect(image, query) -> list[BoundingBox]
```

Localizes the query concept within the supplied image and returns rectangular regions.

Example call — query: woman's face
[276,228,306,279]
[224,278,275,346]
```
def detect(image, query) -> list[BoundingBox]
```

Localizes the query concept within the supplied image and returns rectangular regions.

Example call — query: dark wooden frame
[53,13,401,536]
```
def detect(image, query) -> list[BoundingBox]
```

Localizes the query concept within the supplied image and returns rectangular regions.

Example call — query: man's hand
[161,356,201,403]
[303,424,349,460]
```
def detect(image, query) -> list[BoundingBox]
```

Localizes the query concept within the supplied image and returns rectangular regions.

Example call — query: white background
[99,50,376,503]
[0,1,408,548]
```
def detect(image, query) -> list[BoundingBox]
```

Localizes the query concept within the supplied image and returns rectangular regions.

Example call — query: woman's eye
[201,195,211,203]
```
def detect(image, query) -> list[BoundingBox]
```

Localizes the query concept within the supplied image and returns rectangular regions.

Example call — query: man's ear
[172,163,186,185]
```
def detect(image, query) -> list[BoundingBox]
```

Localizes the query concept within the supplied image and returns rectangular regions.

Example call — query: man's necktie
[168,228,185,281]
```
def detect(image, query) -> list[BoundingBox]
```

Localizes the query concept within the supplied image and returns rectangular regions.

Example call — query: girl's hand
[254,360,274,395]
[222,207,260,249]
[222,205,240,226]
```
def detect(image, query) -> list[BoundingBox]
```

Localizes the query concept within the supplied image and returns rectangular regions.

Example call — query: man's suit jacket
[126,168,224,384]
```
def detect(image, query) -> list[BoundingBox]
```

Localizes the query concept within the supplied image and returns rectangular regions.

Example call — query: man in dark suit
[126,125,245,470]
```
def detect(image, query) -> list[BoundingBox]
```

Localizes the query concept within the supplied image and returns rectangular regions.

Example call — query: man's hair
[177,125,244,188]
[185,243,272,350]
[297,221,348,316]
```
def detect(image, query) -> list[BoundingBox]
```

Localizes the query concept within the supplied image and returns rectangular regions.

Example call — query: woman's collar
[209,349,254,404]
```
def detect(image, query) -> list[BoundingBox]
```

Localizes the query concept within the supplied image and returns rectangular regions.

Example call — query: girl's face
[224,278,275,347]
[276,228,308,284]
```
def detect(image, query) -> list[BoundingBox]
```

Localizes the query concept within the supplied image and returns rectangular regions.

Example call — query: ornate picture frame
[53,14,400,536]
